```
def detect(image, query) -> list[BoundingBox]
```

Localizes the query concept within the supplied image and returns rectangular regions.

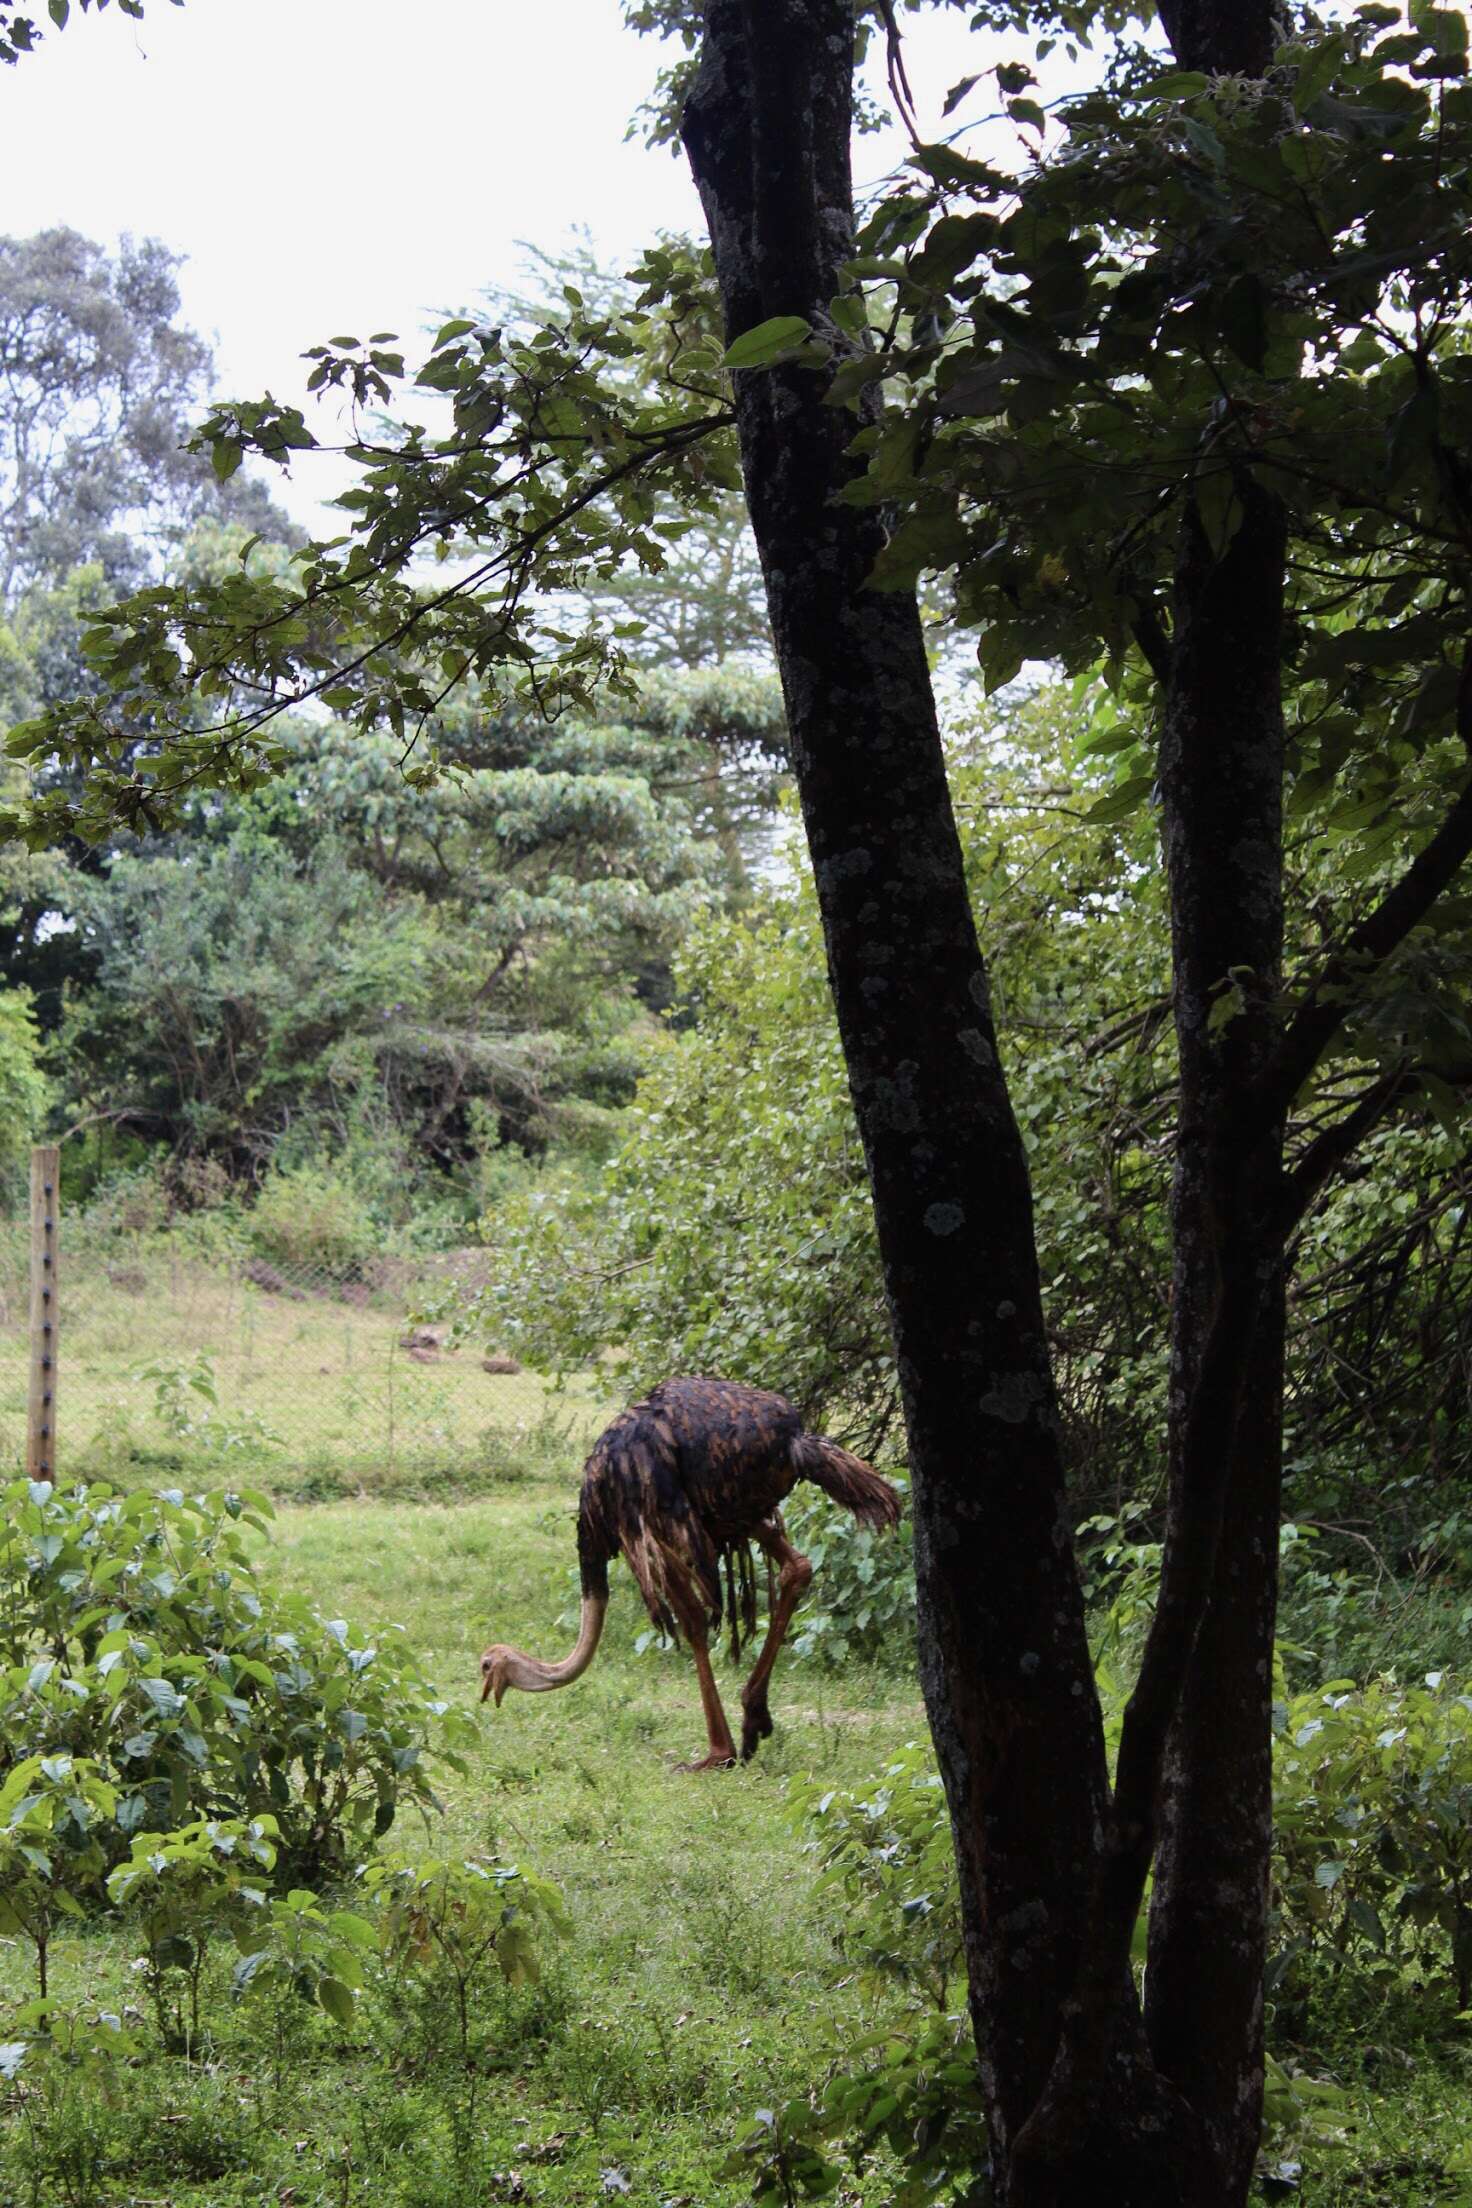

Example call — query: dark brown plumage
[480,1376,902,1768]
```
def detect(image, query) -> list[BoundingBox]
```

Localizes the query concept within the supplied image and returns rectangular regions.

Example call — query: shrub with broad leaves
[364,1852,569,2070]
[107,1814,280,2051]
[0,1477,477,1882]
[1273,1669,1472,2015]
[783,1481,915,1671]
[0,1755,117,1997]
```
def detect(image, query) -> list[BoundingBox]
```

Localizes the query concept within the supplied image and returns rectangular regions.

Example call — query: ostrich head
[477,1597,607,1707]
[479,1645,513,1704]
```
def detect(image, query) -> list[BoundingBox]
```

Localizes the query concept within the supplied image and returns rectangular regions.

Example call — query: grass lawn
[4,1458,1472,2205]
[0,1465,933,2208]
[0,1239,612,1500]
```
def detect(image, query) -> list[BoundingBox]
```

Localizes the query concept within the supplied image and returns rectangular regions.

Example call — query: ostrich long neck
[503,1595,606,1691]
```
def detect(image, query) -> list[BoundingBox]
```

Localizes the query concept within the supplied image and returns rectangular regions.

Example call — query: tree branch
[1255,642,1472,1124]
[1278,1066,1408,1233]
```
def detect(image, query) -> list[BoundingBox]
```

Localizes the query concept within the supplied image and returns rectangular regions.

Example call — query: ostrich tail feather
[794,1434,903,1531]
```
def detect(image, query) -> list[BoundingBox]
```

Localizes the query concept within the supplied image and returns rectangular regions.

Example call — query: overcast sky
[2,0,993,530]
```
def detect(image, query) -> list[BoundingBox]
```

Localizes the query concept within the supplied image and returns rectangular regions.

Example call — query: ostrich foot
[675,1748,736,1773]
[740,1699,774,1761]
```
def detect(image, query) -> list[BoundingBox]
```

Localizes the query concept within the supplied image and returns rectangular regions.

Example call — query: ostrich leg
[739,1524,814,1761]
[681,1629,738,1771]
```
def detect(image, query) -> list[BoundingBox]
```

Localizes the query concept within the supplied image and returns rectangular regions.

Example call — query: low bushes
[0,1842,568,2206]
[782,1478,915,1669]
[1273,1670,1472,2020]
[0,1476,477,1889]
[247,1161,380,1281]
[0,1477,569,2208]
[736,1668,1472,2205]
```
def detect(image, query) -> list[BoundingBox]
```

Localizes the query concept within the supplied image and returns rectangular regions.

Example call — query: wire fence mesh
[0,1220,604,1498]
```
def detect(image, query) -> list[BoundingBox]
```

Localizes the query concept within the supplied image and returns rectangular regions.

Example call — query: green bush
[0,2005,142,2208]
[763,1667,1472,2206]
[248,1160,378,1280]
[0,1477,476,1884]
[0,1755,118,1998]
[107,1814,280,2052]
[0,988,47,1181]
[785,1479,914,1669]
[134,1352,285,1459]
[365,1852,569,2050]
[1272,1670,1472,2019]
[795,1741,962,2008]
[365,1847,569,2158]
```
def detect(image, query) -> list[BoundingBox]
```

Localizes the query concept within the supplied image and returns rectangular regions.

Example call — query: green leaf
[317,1975,356,2025]
[1085,775,1154,824]
[1219,274,1268,374]
[1138,69,1210,98]
[1291,35,1346,112]
[1181,117,1226,167]
[722,317,813,371]
[1194,469,1243,561]
[1386,380,1440,484]
[1345,1897,1386,1950]
[868,508,968,592]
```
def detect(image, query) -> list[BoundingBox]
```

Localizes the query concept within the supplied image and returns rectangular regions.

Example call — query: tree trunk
[682,1,1293,2201]
[1134,4,1290,2196]
[683,0,1117,2176]
[1146,1278,1285,2204]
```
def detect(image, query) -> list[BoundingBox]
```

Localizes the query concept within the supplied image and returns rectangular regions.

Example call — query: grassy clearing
[3,1463,1472,2203]
[0,1469,931,2208]
[0,1240,613,1500]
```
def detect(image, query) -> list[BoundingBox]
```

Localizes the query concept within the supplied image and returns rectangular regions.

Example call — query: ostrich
[479,1376,902,1769]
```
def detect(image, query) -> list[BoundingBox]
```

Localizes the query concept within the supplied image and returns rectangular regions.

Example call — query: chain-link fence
[0,1219,604,1498]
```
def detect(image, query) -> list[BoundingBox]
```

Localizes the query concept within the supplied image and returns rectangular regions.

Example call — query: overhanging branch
[1255,643,1472,1126]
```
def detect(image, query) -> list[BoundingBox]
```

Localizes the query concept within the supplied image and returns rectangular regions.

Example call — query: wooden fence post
[27,1144,59,1485]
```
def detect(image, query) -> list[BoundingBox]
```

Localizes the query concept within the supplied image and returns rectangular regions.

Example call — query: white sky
[1,0,994,532]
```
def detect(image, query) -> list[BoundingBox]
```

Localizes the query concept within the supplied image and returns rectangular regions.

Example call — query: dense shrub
[0,988,47,1181]
[795,1742,964,2009]
[107,1813,281,2050]
[1273,1671,1472,2018]
[784,1481,915,1670]
[248,1160,379,1280]
[0,1477,476,1884]
[746,1667,1472,2205]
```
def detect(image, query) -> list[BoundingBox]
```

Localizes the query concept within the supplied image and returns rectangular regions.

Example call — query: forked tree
[676,1,1472,2199]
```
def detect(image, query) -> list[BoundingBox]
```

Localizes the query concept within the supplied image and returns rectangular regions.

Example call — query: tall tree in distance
[0,227,295,1022]
[0,229,285,608]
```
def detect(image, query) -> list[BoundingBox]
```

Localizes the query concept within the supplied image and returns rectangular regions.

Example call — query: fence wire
[0,1227,599,1497]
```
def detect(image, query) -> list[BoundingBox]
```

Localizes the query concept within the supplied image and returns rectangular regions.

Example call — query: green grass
[4,1467,1472,2205]
[0,1470,932,2208]
[0,1242,615,1500]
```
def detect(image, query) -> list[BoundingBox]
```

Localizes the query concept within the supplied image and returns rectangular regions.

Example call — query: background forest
[5,3,1472,2202]
[10,226,1469,1573]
